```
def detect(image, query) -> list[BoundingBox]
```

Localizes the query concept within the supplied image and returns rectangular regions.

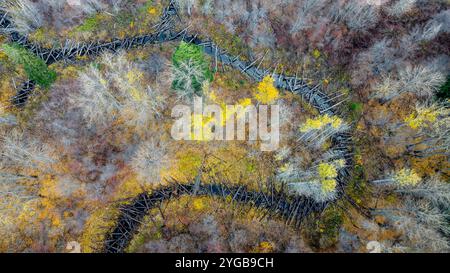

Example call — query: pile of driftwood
[103,180,329,253]
[0,1,182,105]
[1,1,357,253]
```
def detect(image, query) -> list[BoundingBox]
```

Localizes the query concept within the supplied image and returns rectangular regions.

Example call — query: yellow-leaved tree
[298,114,348,148]
[317,162,338,194]
[254,75,279,104]
[372,168,422,187]
[404,104,443,130]
[277,159,345,202]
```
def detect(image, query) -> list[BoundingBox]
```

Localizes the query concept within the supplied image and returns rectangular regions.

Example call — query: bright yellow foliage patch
[318,163,338,180]
[404,107,439,129]
[394,168,422,186]
[192,198,206,211]
[148,7,157,15]
[321,179,337,194]
[312,49,321,59]
[255,241,275,253]
[317,163,338,193]
[0,50,7,61]
[254,76,279,104]
[300,114,343,132]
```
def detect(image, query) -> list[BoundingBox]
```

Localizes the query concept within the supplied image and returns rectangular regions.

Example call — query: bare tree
[353,38,396,86]
[131,140,169,185]
[69,64,121,127]
[387,0,417,17]
[45,0,66,10]
[432,9,450,34]
[291,0,323,33]
[381,209,449,252]
[329,0,379,31]
[373,166,450,252]
[78,0,107,15]
[200,0,213,15]
[0,130,50,224]
[398,64,446,98]
[371,75,401,101]
[175,0,197,16]
[108,0,124,13]
[145,85,168,120]
[1,0,43,34]
[0,129,55,170]
[400,20,443,54]
[0,110,17,126]
[70,52,164,128]
[372,62,446,101]
[377,195,450,253]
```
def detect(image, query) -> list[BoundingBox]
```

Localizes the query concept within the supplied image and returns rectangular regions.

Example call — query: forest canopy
[0,0,449,254]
